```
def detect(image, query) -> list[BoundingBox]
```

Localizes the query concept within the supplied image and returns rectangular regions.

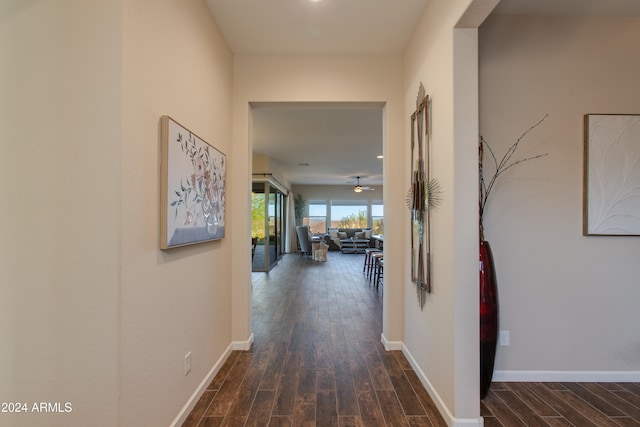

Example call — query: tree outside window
[251,193,265,240]
[331,200,368,228]
[372,200,384,234]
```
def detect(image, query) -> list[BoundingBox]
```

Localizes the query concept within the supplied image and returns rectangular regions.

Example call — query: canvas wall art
[160,116,226,249]
[584,114,640,236]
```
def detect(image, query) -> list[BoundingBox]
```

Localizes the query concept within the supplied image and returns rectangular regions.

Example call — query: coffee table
[340,238,369,254]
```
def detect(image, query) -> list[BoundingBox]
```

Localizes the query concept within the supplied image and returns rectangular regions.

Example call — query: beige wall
[402,0,496,423]
[11,3,636,427]
[252,153,292,190]
[2,1,233,426]
[480,15,640,378]
[293,184,383,205]
[232,54,405,352]
[0,1,122,425]
[121,0,233,426]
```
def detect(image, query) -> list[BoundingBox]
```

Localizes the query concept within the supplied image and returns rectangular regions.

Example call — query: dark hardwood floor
[483,382,640,426]
[182,251,640,426]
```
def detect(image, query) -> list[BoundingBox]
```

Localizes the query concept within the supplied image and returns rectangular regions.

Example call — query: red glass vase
[479,240,498,399]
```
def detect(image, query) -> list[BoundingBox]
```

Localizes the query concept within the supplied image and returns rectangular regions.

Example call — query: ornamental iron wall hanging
[408,83,441,309]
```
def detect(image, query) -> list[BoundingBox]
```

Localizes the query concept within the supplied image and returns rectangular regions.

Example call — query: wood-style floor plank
[183,252,639,427]
[505,382,560,418]
[317,389,339,426]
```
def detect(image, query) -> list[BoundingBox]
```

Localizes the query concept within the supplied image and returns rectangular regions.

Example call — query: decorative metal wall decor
[408,83,441,309]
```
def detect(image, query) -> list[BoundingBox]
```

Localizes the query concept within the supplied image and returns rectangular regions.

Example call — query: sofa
[325,228,374,251]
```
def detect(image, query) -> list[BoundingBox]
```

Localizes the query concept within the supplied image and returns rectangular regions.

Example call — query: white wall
[120,0,233,425]
[480,15,640,379]
[0,1,121,425]
[231,54,405,352]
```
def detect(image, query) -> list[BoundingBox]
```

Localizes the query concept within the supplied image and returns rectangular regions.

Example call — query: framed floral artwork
[160,116,226,249]
[584,114,640,236]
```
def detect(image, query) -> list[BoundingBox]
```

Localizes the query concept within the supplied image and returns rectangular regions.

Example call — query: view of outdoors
[251,193,266,240]
[255,195,384,239]
[305,199,384,234]
[306,201,327,233]
[371,202,384,234]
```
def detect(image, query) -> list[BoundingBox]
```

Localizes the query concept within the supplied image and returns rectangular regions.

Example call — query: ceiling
[491,0,640,17]
[205,0,429,55]
[252,103,384,186]
[205,0,640,187]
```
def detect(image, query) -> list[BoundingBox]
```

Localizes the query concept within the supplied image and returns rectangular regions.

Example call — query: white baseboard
[232,332,255,351]
[493,370,640,383]
[170,343,234,427]
[380,333,403,350]
[401,344,483,427]
[170,334,255,427]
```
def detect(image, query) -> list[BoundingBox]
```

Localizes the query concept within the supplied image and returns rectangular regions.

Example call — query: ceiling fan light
[354,186,363,193]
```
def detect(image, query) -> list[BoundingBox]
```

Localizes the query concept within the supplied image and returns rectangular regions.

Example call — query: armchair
[295,225,313,257]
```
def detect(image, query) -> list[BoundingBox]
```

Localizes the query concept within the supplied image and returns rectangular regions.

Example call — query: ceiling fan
[352,176,374,192]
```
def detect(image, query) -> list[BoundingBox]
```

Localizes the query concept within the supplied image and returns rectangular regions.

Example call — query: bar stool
[363,248,382,275]
[368,252,384,281]
[375,258,384,289]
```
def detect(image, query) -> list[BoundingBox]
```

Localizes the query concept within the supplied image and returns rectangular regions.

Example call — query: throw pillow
[355,231,365,239]
[363,229,372,239]
[338,231,347,239]
[328,229,339,238]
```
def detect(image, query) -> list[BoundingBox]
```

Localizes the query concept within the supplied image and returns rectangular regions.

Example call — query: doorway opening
[250,101,384,263]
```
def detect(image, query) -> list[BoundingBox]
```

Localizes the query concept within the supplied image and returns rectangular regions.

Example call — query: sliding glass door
[252,182,286,272]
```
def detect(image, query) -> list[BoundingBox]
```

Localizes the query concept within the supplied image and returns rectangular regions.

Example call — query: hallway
[181,251,640,426]
[182,251,447,426]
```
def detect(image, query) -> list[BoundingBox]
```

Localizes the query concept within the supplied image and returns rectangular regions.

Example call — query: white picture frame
[584,114,640,236]
[160,116,226,248]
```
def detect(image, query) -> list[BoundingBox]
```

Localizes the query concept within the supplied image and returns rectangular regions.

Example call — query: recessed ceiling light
[377,155,383,159]
[308,0,323,3]
[298,163,310,166]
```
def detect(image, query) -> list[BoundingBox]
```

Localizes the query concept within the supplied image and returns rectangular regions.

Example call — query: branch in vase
[479,114,549,240]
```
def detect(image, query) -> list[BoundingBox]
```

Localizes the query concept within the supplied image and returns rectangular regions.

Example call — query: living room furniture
[327,228,374,251]
[375,258,384,289]
[363,247,382,274]
[311,239,328,261]
[251,237,257,260]
[296,225,328,260]
[368,252,384,282]
[371,234,384,249]
[340,238,369,254]
[296,225,313,257]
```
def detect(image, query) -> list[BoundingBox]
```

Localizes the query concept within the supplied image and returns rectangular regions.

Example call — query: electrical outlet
[499,330,510,346]
[184,352,192,376]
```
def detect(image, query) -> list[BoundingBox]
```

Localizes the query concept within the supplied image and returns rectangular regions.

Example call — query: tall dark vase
[479,240,498,399]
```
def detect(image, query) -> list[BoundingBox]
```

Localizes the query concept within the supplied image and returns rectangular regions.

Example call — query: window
[304,200,327,233]
[371,199,384,234]
[302,197,384,233]
[331,200,368,228]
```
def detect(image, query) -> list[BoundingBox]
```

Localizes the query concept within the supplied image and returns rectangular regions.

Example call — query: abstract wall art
[584,114,640,236]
